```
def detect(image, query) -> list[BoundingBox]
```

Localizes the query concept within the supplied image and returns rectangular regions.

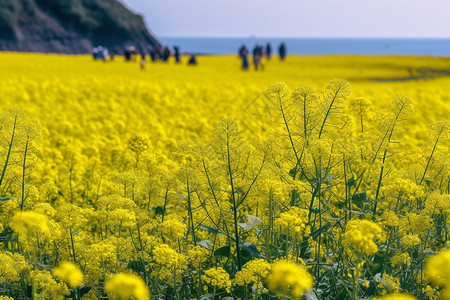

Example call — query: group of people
[146,46,174,62]
[238,42,287,70]
[92,44,197,69]
[93,42,288,71]
[140,46,196,69]
[92,46,110,61]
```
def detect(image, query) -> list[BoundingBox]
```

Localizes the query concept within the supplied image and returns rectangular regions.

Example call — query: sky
[121,0,450,38]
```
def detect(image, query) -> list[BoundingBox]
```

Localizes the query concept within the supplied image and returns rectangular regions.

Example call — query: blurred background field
[2,53,450,158]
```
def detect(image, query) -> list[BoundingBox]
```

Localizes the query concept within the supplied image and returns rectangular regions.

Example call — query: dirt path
[369,68,450,82]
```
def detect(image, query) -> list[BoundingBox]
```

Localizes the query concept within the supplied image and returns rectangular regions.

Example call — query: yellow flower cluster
[105,273,149,300]
[52,261,84,289]
[343,219,383,256]
[400,234,421,249]
[377,274,401,296]
[30,269,70,300]
[374,294,417,300]
[152,243,185,269]
[402,213,433,235]
[391,252,411,267]
[160,218,187,239]
[424,192,450,215]
[274,206,310,238]
[0,252,30,282]
[9,211,49,237]
[266,259,313,298]
[425,248,450,299]
[381,178,424,206]
[187,245,209,268]
[234,258,271,286]
[202,267,231,293]
[381,211,400,227]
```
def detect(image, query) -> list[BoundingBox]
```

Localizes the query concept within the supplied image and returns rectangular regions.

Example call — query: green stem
[226,132,242,270]
[0,114,17,189]
[69,226,77,263]
[212,285,216,300]
[20,136,29,211]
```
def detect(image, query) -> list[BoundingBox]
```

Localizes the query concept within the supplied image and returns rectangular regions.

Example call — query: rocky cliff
[0,0,160,54]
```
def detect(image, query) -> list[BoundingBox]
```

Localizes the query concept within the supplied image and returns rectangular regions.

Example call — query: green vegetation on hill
[0,0,160,53]
[35,0,148,38]
[0,0,22,36]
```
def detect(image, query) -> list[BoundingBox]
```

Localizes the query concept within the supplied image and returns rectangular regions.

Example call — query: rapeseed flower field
[1,53,450,299]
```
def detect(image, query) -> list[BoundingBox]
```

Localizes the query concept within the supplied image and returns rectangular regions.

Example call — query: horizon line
[158,36,450,39]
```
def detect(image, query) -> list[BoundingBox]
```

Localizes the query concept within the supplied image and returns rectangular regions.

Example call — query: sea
[159,37,450,56]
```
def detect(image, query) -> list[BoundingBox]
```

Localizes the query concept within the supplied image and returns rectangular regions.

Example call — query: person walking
[253,44,264,70]
[278,42,287,60]
[140,53,146,69]
[174,46,180,63]
[266,42,272,59]
[238,44,249,70]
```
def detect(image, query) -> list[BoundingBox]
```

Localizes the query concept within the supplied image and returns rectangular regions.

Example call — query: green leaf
[176,194,187,201]
[197,240,212,249]
[310,222,331,240]
[198,224,226,236]
[264,243,278,258]
[310,207,320,214]
[423,249,438,254]
[0,196,17,201]
[237,214,262,230]
[199,293,213,300]
[352,192,368,209]
[343,207,370,215]
[214,246,230,257]
[71,231,80,236]
[239,242,265,258]
[153,206,165,216]
[77,285,91,298]
[304,289,320,300]
[346,176,355,187]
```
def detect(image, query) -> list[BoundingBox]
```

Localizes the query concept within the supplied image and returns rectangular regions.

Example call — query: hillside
[0,0,160,54]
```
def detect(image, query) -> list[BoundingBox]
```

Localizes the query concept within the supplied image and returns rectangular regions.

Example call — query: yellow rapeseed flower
[425,248,450,299]
[9,211,49,237]
[202,267,231,293]
[266,260,313,298]
[105,273,149,300]
[52,261,84,289]
[343,219,383,256]
[374,294,417,300]
[234,258,271,286]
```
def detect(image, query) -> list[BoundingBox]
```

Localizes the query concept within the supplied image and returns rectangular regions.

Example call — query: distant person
[124,46,136,61]
[252,44,264,70]
[278,42,287,60]
[149,46,156,62]
[238,44,245,58]
[188,55,197,65]
[140,54,146,69]
[258,45,265,70]
[124,49,131,61]
[162,46,171,62]
[92,47,100,60]
[155,46,163,61]
[238,44,249,70]
[266,42,272,59]
[174,46,180,63]
[101,47,109,62]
